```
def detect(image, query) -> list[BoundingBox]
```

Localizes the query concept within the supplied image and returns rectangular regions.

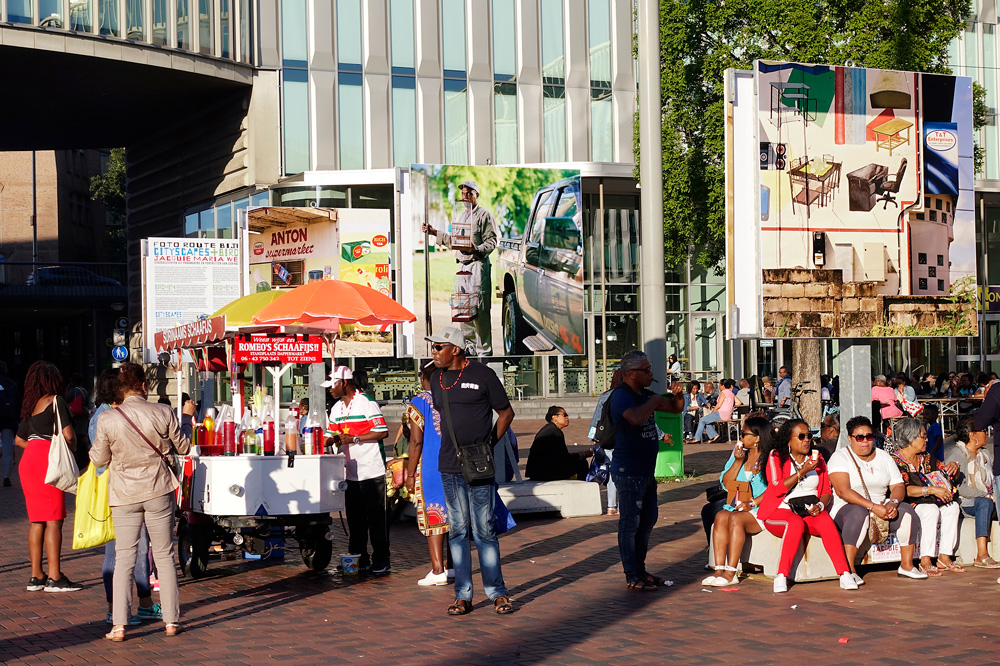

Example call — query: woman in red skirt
[14,360,82,592]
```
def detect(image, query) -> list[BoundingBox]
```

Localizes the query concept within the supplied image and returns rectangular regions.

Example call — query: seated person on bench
[526,406,592,481]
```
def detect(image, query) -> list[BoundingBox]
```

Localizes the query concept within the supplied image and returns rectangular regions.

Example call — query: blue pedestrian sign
[111,345,129,362]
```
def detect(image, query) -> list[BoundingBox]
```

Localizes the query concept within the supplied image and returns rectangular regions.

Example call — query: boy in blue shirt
[923,404,944,461]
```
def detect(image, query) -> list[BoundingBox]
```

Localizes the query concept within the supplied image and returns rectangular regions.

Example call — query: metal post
[836,340,872,450]
[31,151,37,264]
[599,181,607,388]
[637,0,667,376]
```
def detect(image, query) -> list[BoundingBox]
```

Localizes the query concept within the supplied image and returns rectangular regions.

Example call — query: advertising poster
[409,165,583,357]
[726,61,976,338]
[247,207,395,357]
[142,238,241,361]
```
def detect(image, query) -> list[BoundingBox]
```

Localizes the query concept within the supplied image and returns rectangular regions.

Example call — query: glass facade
[494,82,518,164]
[389,0,415,70]
[127,0,145,40]
[339,75,365,170]
[444,81,469,164]
[184,191,269,239]
[39,0,61,27]
[336,0,363,67]
[492,0,516,80]
[177,0,192,50]
[589,0,613,161]
[8,0,31,23]
[199,0,215,55]
[543,86,567,162]
[441,0,466,74]
[282,0,309,175]
[100,0,120,36]
[392,80,417,168]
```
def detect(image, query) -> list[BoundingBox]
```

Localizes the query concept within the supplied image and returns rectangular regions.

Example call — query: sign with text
[143,238,241,361]
[154,315,227,351]
[233,335,323,363]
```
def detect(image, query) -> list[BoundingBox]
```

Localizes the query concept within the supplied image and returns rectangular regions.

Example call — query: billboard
[408,165,583,357]
[726,61,976,338]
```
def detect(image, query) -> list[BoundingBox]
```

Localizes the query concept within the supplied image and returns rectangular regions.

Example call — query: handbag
[44,397,80,494]
[440,386,495,486]
[847,449,890,545]
[117,408,181,480]
[73,464,115,549]
[725,459,754,507]
[787,495,821,516]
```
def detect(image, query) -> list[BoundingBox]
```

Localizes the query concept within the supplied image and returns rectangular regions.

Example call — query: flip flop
[918,565,942,577]
[937,562,966,573]
[643,573,666,587]
[626,580,659,591]
[974,557,1000,569]
[447,599,473,615]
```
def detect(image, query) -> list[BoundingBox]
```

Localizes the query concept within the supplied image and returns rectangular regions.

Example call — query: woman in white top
[944,417,999,568]
[828,415,923,583]
[668,354,682,382]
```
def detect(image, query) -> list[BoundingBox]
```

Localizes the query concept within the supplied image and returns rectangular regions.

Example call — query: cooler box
[654,410,684,478]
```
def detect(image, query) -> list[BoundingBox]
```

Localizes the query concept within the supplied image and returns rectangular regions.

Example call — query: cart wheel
[301,535,333,572]
[179,522,210,579]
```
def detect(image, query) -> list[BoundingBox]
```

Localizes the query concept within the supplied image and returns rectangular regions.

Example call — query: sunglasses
[559,412,569,418]
[431,344,450,351]
[793,433,810,441]
[851,433,875,442]
[631,366,653,373]
[741,431,756,438]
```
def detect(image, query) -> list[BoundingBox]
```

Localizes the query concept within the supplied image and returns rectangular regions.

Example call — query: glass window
[239,0,251,61]
[199,0,214,54]
[937,254,944,266]
[928,266,937,278]
[938,279,945,291]
[986,206,1000,284]
[339,75,365,169]
[127,0,145,39]
[251,192,270,207]
[591,91,613,161]
[100,0,120,35]
[199,208,216,238]
[282,69,310,175]
[185,212,199,237]
[39,0,62,27]
[220,0,231,58]
[337,0,363,69]
[152,0,168,45]
[935,198,942,210]
[492,0,516,79]
[177,0,191,50]
[540,0,564,81]
[282,0,307,66]
[7,0,31,23]
[947,35,961,75]
[965,27,979,84]
[390,0,415,71]
[233,198,249,230]
[986,27,998,180]
[70,0,91,31]
[930,210,937,222]
[918,278,928,290]
[444,81,469,164]
[392,78,417,168]
[217,203,232,239]
[543,86,567,162]
[589,0,611,86]
[441,0,466,74]
[918,252,927,264]
[494,82,518,164]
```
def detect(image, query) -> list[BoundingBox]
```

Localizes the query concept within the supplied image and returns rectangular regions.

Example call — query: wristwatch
[888,498,900,505]
[352,435,361,445]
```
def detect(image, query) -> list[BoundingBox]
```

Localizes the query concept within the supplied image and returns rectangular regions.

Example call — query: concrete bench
[498,480,602,518]
[708,515,1000,582]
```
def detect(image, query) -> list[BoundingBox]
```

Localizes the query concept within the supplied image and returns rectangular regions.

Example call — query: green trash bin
[654,410,684,479]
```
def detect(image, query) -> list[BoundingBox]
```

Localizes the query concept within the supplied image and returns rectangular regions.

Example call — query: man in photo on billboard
[423,181,498,356]
[776,366,792,408]
[427,327,515,615]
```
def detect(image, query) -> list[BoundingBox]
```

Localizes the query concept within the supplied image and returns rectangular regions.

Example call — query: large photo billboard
[409,165,584,357]
[726,61,976,338]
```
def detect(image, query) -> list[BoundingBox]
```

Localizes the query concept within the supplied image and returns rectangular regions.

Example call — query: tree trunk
[792,339,822,427]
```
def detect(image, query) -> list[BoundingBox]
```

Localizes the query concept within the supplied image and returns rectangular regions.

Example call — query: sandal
[937,561,966,573]
[447,599,473,616]
[918,564,942,577]
[626,580,659,591]
[974,557,1000,569]
[103,626,125,642]
[606,507,619,516]
[493,595,514,615]
[642,573,665,587]
[165,623,181,637]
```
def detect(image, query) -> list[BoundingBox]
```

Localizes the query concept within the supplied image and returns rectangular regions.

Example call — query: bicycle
[769,381,820,436]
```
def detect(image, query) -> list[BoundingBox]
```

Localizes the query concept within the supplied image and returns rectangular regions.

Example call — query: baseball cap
[459,180,479,194]
[321,365,353,387]
[426,326,466,348]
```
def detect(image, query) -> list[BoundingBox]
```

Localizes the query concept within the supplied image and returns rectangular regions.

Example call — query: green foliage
[973,81,989,175]
[90,148,127,262]
[867,275,978,337]
[648,0,973,270]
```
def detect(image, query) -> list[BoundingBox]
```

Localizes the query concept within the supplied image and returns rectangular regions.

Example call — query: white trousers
[913,501,961,558]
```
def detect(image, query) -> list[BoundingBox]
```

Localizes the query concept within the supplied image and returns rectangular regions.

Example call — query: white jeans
[913,501,961,558]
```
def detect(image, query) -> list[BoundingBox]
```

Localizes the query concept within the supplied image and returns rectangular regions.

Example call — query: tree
[90,147,127,262]
[649,0,975,271]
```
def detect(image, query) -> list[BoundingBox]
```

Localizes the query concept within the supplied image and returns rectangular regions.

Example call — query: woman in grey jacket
[90,362,194,641]
[945,418,1000,568]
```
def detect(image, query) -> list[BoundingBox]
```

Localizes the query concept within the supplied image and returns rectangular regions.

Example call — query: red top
[756,449,832,520]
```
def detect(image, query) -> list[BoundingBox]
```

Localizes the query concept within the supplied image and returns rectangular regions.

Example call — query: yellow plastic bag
[73,464,115,549]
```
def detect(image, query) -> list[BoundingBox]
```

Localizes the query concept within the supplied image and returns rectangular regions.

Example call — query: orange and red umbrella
[251,279,416,328]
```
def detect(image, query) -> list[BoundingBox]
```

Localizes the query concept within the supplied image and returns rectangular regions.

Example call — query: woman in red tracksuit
[756,419,857,593]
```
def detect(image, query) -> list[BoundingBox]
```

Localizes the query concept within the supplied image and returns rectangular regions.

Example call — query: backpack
[594,388,625,450]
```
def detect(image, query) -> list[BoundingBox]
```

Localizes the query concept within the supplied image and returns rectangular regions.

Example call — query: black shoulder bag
[441,387,496,486]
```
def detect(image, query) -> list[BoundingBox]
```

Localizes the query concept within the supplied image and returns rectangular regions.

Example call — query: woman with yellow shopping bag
[80,368,160,626]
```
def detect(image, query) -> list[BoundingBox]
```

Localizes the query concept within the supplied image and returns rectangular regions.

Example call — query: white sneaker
[897,566,928,579]
[839,572,859,590]
[417,570,448,587]
[701,575,721,586]
[773,574,788,593]
[852,573,865,586]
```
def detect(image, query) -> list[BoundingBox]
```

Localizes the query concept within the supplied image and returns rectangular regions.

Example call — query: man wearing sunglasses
[427,327,515,615]
[609,350,682,591]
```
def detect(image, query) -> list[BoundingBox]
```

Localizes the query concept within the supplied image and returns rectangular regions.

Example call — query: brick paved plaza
[1,419,998,666]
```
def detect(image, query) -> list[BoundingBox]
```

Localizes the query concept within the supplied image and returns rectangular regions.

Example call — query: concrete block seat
[497,480,602,518]
[708,515,1000,582]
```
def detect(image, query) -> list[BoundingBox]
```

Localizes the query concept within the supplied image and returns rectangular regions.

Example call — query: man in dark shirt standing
[526,406,591,481]
[609,350,681,590]
[428,327,515,615]
[969,383,1000,584]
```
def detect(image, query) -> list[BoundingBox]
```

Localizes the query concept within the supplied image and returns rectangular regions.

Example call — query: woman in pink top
[872,375,902,421]
[691,379,740,443]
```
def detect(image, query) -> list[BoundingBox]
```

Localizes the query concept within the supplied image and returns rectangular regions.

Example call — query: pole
[836,340,872,450]
[31,151,37,263]
[599,182,607,389]
[637,0,667,375]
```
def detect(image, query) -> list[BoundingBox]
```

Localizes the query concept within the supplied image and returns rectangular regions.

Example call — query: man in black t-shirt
[428,326,515,616]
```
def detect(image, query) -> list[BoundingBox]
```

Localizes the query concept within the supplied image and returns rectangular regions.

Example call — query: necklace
[439,359,469,390]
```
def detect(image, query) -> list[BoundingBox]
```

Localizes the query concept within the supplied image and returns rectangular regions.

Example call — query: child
[923,404,944,462]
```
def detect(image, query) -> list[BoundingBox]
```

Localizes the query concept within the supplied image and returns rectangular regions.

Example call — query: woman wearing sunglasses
[757,419,857,592]
[703,416,774,586]
[828,416,924,583]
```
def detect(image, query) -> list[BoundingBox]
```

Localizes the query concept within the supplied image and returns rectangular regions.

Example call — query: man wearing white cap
[322,366,390,574]
[422,180,498,356]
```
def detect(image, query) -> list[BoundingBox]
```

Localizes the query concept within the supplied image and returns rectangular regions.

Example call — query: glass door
[690,313,724,383]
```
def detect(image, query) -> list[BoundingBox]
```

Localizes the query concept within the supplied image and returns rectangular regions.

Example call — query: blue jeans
[961,497,996,539]
[694,411,722,441]
[606,449,617,509]
[441,473,508,601]
[613,473,658,583]
[102,525,151,602]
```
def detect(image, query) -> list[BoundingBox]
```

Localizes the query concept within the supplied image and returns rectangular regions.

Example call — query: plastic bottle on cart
[222,410,237,456]
[284,410,299,455]
[203,408,216,448]
[262,405,276,456]
[302,413,320,455]
[245,414,261,455]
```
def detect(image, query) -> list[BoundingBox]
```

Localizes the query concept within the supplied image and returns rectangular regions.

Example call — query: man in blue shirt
[609,350,681,590]
[776,366,792,407]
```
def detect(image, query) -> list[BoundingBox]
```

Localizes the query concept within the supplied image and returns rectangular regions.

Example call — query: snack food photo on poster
[726,60,976,339]
[246,206,395,356]
[408,164,584,357]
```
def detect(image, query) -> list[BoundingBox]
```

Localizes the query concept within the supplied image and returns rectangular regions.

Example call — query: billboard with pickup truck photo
[409,164,583,357]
